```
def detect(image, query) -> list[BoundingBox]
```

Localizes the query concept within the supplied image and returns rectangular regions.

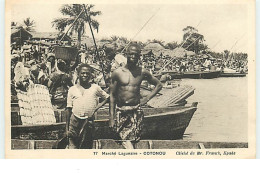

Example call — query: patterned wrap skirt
[115,106,144,142]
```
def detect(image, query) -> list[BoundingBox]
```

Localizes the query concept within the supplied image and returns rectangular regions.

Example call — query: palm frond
[52,17,75,31]
[60,5,76,17]
[89,19,99,32]
[89,11,102,16]
[53,4,101,46]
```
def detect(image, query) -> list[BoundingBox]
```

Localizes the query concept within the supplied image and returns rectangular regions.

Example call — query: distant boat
[182,70,221,79]
[156,70,221,79]
[219,72,246,77]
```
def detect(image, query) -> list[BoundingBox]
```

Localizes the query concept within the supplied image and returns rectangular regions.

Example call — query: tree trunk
[77,30,81,49]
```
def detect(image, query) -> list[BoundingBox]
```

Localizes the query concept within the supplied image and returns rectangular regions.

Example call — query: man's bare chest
[117,70,143,86]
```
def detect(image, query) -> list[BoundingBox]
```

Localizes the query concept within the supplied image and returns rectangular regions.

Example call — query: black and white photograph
[5,0,256,158]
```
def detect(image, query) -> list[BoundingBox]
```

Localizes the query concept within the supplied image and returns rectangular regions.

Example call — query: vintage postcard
[5,0,256,158]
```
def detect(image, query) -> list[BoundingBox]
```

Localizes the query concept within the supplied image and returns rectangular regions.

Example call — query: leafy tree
[209,51,223,60]
[183,26,198,34]
[198,43,209,52]
[223,50,230,60]
[165,41,179,50]
[181,26,206,54]
[52,4,101,47]
[23,17,35,32]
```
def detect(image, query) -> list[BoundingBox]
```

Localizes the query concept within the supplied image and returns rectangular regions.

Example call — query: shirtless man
[109,43,162,149]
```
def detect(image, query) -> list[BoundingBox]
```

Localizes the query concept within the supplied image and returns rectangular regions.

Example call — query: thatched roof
[11,27,32,36]
[170,47,188,58]
[186,50,195,56]
[31,32,71,41]
[11,27,32,44]
[143,43,164,50]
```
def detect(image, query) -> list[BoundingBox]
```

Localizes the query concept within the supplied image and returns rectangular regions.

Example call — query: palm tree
[23,17,35,32]
[52,4,101,48]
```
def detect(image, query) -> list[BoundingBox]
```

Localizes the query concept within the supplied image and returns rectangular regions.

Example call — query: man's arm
[65,107,72,132]
[66,88,73,130]
[141,70,163,106]
[94,85,110,115]
[109,71,118,127]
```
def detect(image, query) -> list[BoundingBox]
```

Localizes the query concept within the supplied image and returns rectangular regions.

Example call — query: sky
[11,2,249,53]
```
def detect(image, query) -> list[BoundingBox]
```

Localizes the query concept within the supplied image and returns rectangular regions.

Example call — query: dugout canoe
[182,71,221,79]
[11,102,198,141]
[11,139,248,150]
[160,71,183,79]
[155,70,221,79]
[219,73,246,77]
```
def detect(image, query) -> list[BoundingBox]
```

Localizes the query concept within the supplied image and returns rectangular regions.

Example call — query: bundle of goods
[54,46,78,61]
[17,84,56,125]
[147,85,195,108]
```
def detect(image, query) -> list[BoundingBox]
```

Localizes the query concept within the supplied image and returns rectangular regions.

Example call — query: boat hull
[182,71,221,79]
[219,73,246,77]
[11,104,198,140]
[158,71,221,79]
[11,139,248,150]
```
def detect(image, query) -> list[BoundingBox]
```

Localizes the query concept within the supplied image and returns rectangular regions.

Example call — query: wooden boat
[219,72,246,77]
[182,70,221,79]
[11,102,198,141]
[160,71,182,79]
[11,139,248,150]
[155,70,221,79]
[147,85,195,108]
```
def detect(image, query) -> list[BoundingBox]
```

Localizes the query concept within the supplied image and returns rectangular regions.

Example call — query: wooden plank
[35,140,57,149]
[11,140,34,149]
[11,139,249,149]
[148,85,195,108]
[203,142,248,148]
[199,143,205,149]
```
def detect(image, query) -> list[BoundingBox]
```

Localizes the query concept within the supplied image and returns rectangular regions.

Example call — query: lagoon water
[180,77,248,142]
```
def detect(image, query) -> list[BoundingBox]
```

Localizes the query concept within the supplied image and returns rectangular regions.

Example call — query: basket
[54,46,78,61]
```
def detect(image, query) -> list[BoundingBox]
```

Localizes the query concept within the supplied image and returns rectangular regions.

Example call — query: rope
[121,8,161,53]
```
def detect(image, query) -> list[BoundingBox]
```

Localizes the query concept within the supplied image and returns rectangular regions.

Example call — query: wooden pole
[83,4,108,87]
[58,8,85,43]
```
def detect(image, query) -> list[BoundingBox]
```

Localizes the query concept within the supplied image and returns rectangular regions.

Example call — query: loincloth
[115,105,144,142]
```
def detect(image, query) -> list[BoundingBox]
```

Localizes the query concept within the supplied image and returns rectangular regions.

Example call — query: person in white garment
[66,63,109,149]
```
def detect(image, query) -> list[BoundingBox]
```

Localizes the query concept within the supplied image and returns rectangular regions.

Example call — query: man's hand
[109,118,116,128]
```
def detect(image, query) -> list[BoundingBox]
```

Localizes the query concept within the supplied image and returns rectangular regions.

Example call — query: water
[181,77,248,142]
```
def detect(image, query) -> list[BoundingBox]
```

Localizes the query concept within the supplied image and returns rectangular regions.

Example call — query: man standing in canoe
[109,43,162,149]
[66,63,109,149]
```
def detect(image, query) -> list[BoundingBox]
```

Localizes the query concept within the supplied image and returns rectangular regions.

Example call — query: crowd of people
[142,54,248,74]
